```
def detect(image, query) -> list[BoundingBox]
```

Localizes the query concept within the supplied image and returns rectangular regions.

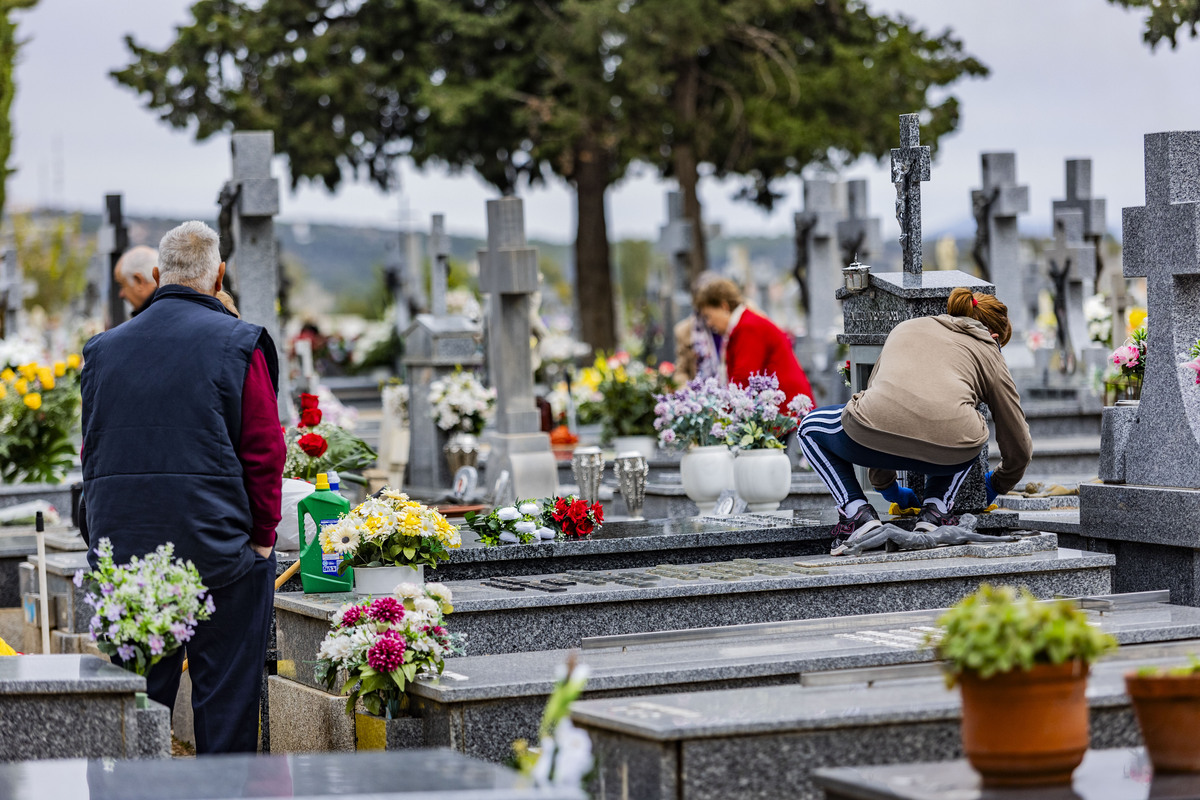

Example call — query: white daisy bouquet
[428,368,495,434]
[463,500,557,546]
[321,488,461,572]
[74,538,213,677]
[313,583,463,717]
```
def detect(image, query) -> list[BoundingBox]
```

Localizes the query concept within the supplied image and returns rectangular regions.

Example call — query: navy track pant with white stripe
[797,404,978,516]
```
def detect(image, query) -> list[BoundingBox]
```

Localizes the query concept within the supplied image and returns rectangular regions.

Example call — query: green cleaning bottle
[298,472,354,593]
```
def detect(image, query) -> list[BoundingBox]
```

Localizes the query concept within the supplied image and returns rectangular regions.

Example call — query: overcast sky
[11,0,1200,243]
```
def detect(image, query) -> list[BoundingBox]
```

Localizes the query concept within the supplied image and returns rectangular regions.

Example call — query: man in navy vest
[81,220,285,754]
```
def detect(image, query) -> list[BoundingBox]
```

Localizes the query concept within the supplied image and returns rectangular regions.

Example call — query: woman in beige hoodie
[797,288,1032,554]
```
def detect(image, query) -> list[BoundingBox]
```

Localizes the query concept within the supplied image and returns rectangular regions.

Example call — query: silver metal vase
[613,453,649,520]
[571,446,605,506]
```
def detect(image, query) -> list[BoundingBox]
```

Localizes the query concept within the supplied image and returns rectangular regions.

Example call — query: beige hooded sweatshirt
[841,314,1032,496]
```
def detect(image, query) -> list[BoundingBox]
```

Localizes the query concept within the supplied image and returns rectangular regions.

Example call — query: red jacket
[726,308,814,405]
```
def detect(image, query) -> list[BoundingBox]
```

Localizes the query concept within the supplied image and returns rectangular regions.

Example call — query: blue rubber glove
[878,480,919,510]
[984,471,998,504]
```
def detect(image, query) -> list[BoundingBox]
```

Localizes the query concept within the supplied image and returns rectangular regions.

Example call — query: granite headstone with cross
[1081,130,1200,604]
[970,153,1032,370]
[837,179,883,268]
[836,114,995,514]
[1047,207,1098,375]
[1053,159,1108,373]
[794,179,842,386]
[478,197,558,500]
[656,191,693,363]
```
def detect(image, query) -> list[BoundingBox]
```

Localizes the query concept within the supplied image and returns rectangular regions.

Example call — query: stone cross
[1107,268,1129,344]
[890,114,931,276]
[477,197,557,498]
[97,194,129,328]
[225,131,290,420]
[1052,159,1107,284]
[657,191,693,361]
[971,153,1030,363]
[1116,130,1200,488]
[1047,208,1097,373]
[793,178,839,342]
[0,247,24,339]
[836,180,882,268]
[429,214,450,317]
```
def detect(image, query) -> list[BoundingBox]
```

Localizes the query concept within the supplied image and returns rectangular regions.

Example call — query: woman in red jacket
[696,278,814,406]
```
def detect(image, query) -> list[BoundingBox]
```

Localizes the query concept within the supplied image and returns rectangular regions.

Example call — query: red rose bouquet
[284,392,376,482]
[542,495,604,539]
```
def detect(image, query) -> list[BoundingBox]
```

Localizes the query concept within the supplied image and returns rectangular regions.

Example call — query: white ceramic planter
[680,445,735,514]
[612,435,657,460]
[353,564,424,596]
[733,448,792,512]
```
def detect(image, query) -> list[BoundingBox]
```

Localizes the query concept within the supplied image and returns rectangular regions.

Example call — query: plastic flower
[518,502,540,516]
[496,506,520,521]
[300,392,320,410]
[1112,345,1141,368]
[787,394,814,418]
[366,635,406,673]
[394,583,422,599]
[1184,357,1200,385]
[337,604,365,628]
[515,520,536,534]
[367,597,405,624]
[300,407,323,427]
[425,584,452,603]
[323,522,360,555]
[298,432,328,457]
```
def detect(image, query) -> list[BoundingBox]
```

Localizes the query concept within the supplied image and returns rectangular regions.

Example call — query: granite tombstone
[971,153,1031,369]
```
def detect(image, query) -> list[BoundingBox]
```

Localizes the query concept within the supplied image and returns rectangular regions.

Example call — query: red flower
[567,500,588,524]
[298,432,328,457]
[300,408,323,427]
[553,497,569,522]
[300,393,320,410]
[577,519,595,535]
[591,502,604,524]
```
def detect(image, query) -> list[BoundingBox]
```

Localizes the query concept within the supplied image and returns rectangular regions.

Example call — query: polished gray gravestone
[655,191,693,363]
[0,245,26,338]
[1053,158,1109,282]
[814,749,1172,800]
[402,315,485,493]
[407,592,1199,764]
[970,153,1031,369]
[429,213,450,317]
[274,534,1109,669]
[836,114,995,514]
[1081,130,1200,605]
[0,748,583,800]
[0,655,169,761]
[1048,206,1100,374]
[794,179,843,403]
[225,131,289,419]
[478,197,557,499]
[570,640,1200,800]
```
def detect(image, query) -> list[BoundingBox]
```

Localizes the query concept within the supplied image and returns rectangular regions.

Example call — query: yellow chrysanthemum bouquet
[0,354,83,483]
[321,487,461,573]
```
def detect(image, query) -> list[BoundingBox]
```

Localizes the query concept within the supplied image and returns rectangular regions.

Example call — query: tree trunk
[573,144,617,353]
[673,57,707,285]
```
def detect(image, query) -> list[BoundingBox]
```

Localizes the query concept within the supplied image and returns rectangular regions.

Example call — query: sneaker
[830,505,882,555]
[914,504,959,532]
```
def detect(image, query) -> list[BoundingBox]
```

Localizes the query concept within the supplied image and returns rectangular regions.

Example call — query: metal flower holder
[613,453,649,520]
[571,446,605,506]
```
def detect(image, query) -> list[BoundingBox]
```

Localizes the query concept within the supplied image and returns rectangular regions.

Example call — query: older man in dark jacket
[81,220,285,754]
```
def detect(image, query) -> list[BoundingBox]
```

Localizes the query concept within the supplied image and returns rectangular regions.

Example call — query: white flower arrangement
[75,538,213,677]
[1084,293,1113,347]
[428,369,496,434]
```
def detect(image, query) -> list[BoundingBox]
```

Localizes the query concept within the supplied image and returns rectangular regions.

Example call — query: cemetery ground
[1,114,1199,798]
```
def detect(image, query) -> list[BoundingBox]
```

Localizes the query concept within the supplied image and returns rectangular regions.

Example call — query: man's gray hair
[158,221,221,291]
[115,245,157,281]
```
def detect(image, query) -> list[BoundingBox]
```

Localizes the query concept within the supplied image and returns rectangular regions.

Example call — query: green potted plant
[931,584,1117,787]
[1126,656,1200,772]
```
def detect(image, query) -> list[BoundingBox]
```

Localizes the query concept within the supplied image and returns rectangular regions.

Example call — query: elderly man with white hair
[112,245,159,314]
[80,220,285,754]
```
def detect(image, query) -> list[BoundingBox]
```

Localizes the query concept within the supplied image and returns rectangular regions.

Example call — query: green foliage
[1135,655,1200,678]
[12,213,93,317]
[1,361,81,484]
[1108,0,1200,49]
[931,584,1118,685]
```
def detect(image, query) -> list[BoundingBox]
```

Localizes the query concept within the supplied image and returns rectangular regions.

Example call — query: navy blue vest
[81,285,279,588]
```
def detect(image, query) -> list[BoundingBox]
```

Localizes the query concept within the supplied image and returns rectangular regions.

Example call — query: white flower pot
[733,448,792,512]
[680,445,735,514]
[612,435,657,460]
[353,564,424,596]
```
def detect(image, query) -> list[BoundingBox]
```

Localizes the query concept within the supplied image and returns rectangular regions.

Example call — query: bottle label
[319,518,345,575]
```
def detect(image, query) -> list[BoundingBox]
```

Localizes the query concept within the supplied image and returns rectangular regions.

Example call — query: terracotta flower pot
[1126,673,1200,772]
[959,660,1089,787]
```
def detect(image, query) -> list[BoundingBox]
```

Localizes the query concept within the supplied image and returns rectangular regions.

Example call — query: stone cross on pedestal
[971,153,1031,368]
[890,114,932,276]
[225,131,290,419]
[793,179,839,341]
[1047,208,1097,374]
[1052,159,1107,284]
[837,180,882,269]
[656,191,693,362]
[0,247,25,339]
[429,214,450,317]
[478,197,557,499]
[98,194,129,329]
[1081,130,1200,605]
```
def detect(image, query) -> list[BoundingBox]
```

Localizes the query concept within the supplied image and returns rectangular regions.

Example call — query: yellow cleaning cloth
[0,636,19,656]
[888,503,1000,517]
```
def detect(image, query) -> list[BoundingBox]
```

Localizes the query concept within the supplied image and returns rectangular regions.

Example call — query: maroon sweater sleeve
[240,347,285,548]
